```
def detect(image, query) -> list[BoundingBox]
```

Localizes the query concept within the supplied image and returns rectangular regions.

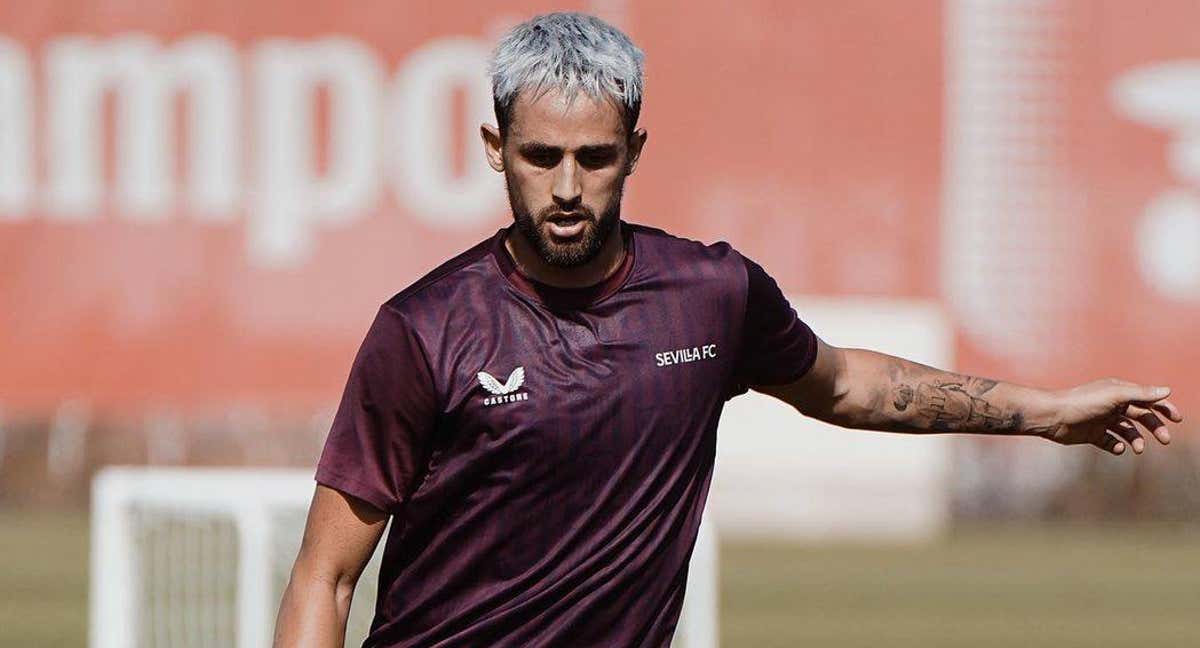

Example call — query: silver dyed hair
[489,12,645,135]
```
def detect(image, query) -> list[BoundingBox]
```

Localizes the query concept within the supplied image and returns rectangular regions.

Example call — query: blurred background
[2,0,1199,646]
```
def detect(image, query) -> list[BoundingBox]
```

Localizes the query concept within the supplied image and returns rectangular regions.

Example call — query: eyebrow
[517,141,620,156]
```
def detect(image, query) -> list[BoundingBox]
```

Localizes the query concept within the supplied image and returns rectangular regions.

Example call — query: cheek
[509,169,552,201]
[582,171,624,203]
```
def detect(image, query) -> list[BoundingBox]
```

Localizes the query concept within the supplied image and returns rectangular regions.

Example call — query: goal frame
[89,466,718,648]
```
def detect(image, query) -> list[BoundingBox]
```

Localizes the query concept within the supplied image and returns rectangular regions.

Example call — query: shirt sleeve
[728,254,820,399]
[315,304,438,514]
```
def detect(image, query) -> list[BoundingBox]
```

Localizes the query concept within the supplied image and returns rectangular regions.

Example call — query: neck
[505,221,626,289]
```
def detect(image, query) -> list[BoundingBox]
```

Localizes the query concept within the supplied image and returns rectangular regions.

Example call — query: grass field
[2,510,1199,647]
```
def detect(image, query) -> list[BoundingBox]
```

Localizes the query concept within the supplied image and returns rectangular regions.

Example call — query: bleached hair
[489,12,645,136]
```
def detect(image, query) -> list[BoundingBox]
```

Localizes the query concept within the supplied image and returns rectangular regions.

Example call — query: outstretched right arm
[273,484,388,648]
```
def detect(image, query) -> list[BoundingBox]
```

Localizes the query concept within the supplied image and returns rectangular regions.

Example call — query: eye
[523,149,560,168]
[577,150,618,170]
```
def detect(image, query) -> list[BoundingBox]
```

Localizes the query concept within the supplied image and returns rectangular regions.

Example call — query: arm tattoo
[883,358,1053,435]
[904,379,1016,432]
[835,354,1064,436]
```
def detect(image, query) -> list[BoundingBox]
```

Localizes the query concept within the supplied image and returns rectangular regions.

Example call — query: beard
[505,173,624,269]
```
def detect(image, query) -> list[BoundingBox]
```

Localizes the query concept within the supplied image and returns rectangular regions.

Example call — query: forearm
[272,566,355,648]
[827,348,1061,436]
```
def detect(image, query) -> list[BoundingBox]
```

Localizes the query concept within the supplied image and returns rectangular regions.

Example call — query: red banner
[0,1,1194,419]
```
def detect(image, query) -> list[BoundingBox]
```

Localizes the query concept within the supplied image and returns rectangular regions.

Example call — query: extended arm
[756,337,1183,455]
[273,484,388,648]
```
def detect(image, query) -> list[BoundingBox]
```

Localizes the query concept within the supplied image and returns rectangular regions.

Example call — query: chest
[436,288,739,444]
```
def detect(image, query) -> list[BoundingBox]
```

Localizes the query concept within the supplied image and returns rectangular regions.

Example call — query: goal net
[89,467,718,648]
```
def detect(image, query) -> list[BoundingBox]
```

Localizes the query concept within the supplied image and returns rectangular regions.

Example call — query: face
[483,88,646,268]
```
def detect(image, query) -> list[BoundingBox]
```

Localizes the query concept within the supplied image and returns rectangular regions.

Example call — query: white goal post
[89,466,719,648]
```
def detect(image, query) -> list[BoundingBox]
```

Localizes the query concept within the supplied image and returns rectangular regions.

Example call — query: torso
[365,221,749,647]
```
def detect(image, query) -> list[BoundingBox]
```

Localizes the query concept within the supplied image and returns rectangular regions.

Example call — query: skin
[272,88,647,647]
[480,88,647,287]
[273,84,1185,647]
[273,485,386,648]
[755,338,1184,456]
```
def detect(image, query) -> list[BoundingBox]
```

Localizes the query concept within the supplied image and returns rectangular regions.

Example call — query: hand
[1040,379,1184,455]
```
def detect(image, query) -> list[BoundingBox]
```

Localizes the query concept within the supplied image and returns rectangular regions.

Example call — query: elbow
[822,347,883,430]
[333,571,359,609]
[289,555,361,609]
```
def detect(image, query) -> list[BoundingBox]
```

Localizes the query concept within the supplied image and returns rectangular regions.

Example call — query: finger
[1151,399,1184,423]
[1093,431,1125,455]
[1122,403,1154,418]
[1131,411,1171,446]
[1110,419,1145,454]
[1123,403,1180,435]
[1119,409,1170,446]
[1114,383,1172,404]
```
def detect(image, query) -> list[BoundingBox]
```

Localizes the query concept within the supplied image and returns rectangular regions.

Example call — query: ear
[481,123,504,172]
[625,127,648,176]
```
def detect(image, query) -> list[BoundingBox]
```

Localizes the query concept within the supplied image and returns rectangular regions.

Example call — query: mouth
[545,213,590,239]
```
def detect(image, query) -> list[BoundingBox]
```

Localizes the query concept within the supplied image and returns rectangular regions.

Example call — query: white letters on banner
[1112,61,1200,299]
[0,33,503,265]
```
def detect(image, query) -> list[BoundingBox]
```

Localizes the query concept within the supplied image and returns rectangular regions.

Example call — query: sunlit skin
[478,88,1185,456]
[481,88,647,288]
[273,91,650,648]
[273,88,1188,648]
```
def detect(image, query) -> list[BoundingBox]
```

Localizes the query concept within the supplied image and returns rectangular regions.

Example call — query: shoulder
[626,221,745,267]
[347,230,503,360]
[379,230,501,318]
[625,221,754,318]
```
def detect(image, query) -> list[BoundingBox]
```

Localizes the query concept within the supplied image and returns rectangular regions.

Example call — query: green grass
[0,510,90,648]
[2,511,1199,647]
[720,524,1200,647]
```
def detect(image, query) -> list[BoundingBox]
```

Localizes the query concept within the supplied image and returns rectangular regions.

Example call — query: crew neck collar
[490,221,635,310]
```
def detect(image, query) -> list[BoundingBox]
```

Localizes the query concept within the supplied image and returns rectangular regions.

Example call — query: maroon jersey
[316,221,817,647]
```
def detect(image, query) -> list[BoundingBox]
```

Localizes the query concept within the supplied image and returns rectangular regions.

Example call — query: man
[274,12,1183,648]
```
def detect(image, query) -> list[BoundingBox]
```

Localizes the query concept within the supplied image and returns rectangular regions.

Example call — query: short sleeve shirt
[316,221,818,647]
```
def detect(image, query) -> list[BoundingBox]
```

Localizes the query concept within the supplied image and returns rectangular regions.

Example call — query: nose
[552,155,582,208]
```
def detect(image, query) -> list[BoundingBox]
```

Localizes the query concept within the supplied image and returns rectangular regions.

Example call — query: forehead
[508,87,625,145]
